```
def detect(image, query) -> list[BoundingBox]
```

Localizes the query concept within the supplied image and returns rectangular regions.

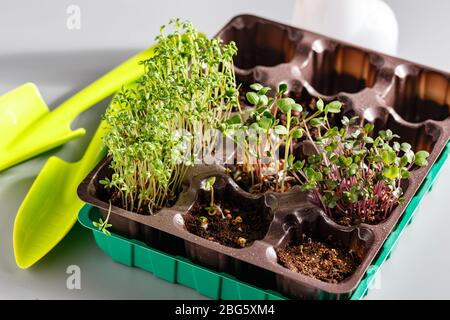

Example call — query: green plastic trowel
[13,122,107,269]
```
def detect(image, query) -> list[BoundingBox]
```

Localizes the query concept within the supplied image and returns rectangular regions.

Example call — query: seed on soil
[184,201,272,249]
[237,237,247,247]
[232,216,243,225]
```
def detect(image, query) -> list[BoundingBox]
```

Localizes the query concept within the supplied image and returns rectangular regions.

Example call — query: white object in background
[292,0,399,55]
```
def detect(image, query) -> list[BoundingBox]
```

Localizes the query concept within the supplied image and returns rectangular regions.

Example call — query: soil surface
[277,236,360,283]
[226,163,299,194]
[333,210,384,227]
[101,188,178,215]
[184,200,272,249]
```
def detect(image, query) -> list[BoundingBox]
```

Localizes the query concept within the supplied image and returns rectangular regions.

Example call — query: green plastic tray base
[78,142,449,300]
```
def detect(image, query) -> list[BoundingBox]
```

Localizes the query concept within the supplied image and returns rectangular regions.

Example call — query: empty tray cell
[391,66,450,123]
[183,176,273,249]
[364,106,441,153]
[309,40,380,95]
[218,18,301,70]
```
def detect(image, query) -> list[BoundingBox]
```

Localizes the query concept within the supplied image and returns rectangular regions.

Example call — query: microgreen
[224,81,430,225]
[201,176,218,215]
[93,202,113,236]
[290,113,430,225]
[102,20,239,214]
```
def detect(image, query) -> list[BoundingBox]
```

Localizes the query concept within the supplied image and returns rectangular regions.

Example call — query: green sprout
[101,20,239,215]
[290,115,431,225]
[198,216,208,230]
[201,176,218,215]
[93,202,113,236]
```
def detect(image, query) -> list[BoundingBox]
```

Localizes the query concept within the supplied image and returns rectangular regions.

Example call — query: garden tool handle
[52,45,156,122]
[74,121,109,184]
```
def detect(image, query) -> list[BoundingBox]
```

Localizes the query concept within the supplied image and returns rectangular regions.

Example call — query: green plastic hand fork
[13,121,107,269]
[0,45,156,172]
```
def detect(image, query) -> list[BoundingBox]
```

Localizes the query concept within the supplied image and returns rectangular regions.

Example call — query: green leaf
[405,150,415,164]
[393,142,400,152]
[314,171,323,181]
[224,114,241,125]
[316,98,324,112]
[414,150,430,167]
[300,183,316,191]
[304,168,316,180]
[380,129,400,141]
[278,83,288,94]
[373,136,383,147]
[348,163,358,176]
[383,166,399,179]
[364,123,374,133]
[256,105,268,114]
[339,155,353,167]
[341,116,350,126]
[414,158,428,167]
[399,155,408,167]
[291,128,303,139]
[246,92,259,105]
[274,125,288,135]
[207,176,216,187]
[310,117,324,127]
[343,191,358,203]
[293,160,305,171]
[381,149,396,165]
[291,103,303,112]
[324,101,342,114]
[258,95,269,106]
[263,110,275,119]
[250,83,263,91]
[308,154,321,164]
[257,87,271,96]
[401,142,411,153]
[323,126,339,138]
[288,154,295,166]
[99,179,110,186]
[249,122,261,132]
[364,136,374,144]
[258,116,272,130]
[278,98,295,113]
[325,142,338,152]
[400,168,410,179]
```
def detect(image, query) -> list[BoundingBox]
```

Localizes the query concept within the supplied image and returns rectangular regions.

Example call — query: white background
[0,0,449,299]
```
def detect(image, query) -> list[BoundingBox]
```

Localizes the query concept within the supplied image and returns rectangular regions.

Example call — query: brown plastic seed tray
[78,15,450,299]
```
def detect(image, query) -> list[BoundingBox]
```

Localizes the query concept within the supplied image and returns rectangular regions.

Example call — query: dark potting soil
[101,189,178,215]
[333,209,384,227]
[277,236,360,283]
[184,201,271,249]
[226,163,299,194]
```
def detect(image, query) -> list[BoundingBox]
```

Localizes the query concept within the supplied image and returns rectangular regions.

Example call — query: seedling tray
[78,141,449,300]
[78,15,450,299]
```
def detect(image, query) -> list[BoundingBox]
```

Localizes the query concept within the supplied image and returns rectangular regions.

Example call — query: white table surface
[0,0,449,299]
